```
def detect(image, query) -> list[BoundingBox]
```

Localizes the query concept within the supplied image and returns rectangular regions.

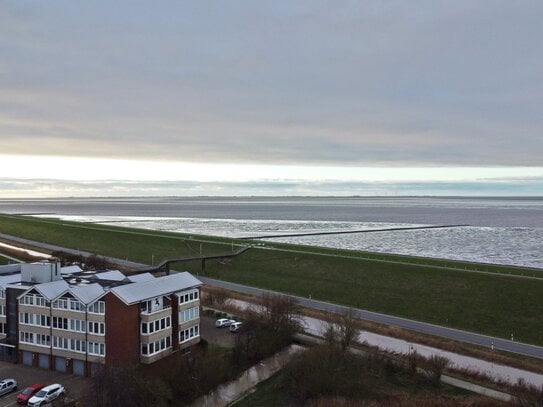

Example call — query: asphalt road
[1,232,542,360]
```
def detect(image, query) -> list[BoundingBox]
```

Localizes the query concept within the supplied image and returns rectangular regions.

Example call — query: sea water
[0,197,542,268]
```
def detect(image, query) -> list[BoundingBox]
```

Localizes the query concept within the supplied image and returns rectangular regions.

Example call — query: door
[39,353,50,369]
[73,359,85,376]
[22,351,33,366]
[55,356,66,373]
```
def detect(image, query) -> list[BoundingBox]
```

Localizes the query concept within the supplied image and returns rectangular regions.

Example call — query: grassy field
[0,255,14,265]
[1,213,542,346]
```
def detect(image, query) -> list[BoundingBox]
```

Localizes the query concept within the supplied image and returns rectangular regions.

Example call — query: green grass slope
[1,214,542,345]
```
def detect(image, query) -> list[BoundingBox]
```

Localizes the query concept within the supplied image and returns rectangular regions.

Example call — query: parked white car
[229,322,243,332]
[27,383,65,407]
[0,378,17,396]
[215,318,237,328]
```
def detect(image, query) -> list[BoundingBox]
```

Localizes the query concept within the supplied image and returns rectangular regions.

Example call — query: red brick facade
[104,292,140,366]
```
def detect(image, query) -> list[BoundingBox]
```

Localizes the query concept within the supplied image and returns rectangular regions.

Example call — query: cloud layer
[1,1,542,167]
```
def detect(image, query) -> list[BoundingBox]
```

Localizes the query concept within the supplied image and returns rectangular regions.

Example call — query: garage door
[38,354,50,369]
[73,359,85,376]
[22,351,33,366]
[55,356,66,373]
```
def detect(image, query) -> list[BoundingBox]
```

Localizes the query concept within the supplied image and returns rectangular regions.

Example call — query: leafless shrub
[510,379,543,406]
[84,254,109,271]
[51,250,83,266]
[203,286,229,307]
[423,355,451,387]
[323,309,359,353]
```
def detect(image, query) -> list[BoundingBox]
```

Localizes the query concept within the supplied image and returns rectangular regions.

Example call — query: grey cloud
[1,1,542,165]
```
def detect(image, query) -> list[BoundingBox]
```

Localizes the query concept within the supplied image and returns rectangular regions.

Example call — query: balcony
[140,307,171,322]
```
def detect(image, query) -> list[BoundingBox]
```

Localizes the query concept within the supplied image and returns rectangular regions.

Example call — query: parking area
[0,317,235,406]
[0,361,89,406]
[201,315,237,348]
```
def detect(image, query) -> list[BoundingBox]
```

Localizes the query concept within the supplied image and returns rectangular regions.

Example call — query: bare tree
[324,308,359,353]
[256,293,301,337]
[84,254,109,271]
[424,355,450,387]
[203,287,228,307]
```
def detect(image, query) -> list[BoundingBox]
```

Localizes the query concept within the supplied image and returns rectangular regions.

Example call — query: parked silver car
[215,318,237,328]
[0,378,17,396]
[229,321,243,332]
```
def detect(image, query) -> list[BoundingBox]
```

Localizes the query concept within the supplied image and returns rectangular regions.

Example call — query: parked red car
[17,383,45,405]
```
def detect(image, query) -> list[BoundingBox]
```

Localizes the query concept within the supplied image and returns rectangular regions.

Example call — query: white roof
[29,279,70,300]
[127,273,155,283]
[111,272,202,305]
[69,283,106,305]
[60,265,83,275]
[92,270,127,281]
[0,273,21,289]
[0,264,22,275]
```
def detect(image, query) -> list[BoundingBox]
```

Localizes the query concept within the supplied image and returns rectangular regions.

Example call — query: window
[36,334,50,346]
[20,331,32,343]
[21,331,50,345]
[178,289,199,304]
[179,307,199,323]
[20,293,47,307]
[70,319,86,333]
[0,289,4,299]
[140,317,171,335]
[88,321,105,335]
[141,335,172,356]
[88,341,106,356]
[0,305,5,317]
[53,336,86,353]
[52,298,69,310]
[19,331,51,346]
[52,316,68,330]
[20,294,33,305]
[179,325,200,343]
[0,323,5,334]
[19,313,50,327]
[69,298,84,312]
[88,301,105,314]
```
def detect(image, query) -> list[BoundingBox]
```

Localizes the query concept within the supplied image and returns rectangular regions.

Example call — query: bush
[423,355,451,387]
[90,364,172,407]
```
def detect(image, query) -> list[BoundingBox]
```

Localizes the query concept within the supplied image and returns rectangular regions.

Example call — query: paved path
[198,277,543,360]
[1,232,543,360]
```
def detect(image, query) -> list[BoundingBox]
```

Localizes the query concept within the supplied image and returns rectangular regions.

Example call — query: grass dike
[1,213,542,347]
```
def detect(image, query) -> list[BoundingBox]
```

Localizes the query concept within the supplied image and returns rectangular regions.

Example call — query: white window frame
[179,307,199,323]
[88,301,105,315]
[179,324,199,343]
[178,289,199,305]
[141,335,172,356]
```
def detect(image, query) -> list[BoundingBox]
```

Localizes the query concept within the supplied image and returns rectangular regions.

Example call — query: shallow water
[1,197,542,268]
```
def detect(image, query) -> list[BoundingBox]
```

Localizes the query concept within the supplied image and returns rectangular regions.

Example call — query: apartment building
[0,261,202,377]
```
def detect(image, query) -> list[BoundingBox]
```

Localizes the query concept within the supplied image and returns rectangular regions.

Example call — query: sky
[1,1,542,197]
